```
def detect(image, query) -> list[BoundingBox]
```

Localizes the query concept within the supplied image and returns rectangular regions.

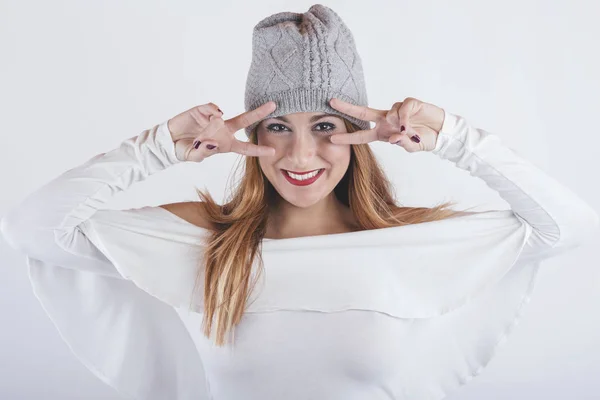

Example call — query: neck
[265,193,358,240]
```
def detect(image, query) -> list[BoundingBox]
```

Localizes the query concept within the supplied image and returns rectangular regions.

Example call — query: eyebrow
[268,114,340,123]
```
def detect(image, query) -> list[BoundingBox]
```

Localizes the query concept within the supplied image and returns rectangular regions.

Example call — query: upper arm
[159,201,215,230]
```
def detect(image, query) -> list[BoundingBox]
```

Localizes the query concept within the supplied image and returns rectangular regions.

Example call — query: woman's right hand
[167,101,277,162]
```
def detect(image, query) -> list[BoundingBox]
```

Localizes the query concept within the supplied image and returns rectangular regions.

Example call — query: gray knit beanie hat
[243,4,370,138]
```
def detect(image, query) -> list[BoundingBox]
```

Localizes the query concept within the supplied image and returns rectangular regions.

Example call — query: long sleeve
[0,121,212,400]
[431,111,599,262]
[0,120,183,276]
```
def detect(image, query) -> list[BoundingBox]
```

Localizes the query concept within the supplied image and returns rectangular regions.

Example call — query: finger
[397,98,419,130]
[392,125,422,153]
[388,131,405,144]
[388,125,420,145]
[329,98,386,122]
[385,102,403,132]
[188,140,220,162]
[226,101,277,133]
[329,128,378,145]
[196,103,224,118]
[188,104,224,128]
[393,134,421,153]
[230,139,276,157]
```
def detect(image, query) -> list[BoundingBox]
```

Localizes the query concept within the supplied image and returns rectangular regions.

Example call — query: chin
[263,165,346,207]
[277,193,325,209]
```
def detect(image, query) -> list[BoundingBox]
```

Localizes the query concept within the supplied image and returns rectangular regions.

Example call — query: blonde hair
[192,119,468,347]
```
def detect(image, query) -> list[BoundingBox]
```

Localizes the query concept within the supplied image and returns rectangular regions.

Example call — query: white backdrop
[1,0,599,398]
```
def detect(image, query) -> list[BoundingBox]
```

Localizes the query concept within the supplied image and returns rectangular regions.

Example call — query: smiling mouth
[282,168,322,174]
[281,168,325,186]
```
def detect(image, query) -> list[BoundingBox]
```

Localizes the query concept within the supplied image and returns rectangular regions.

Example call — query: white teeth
[286,169,320,180]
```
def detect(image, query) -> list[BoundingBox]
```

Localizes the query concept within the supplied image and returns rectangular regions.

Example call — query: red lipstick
[281,169,324,186]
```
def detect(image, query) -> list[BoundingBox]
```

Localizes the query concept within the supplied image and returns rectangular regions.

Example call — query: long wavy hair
[191,118,470,347]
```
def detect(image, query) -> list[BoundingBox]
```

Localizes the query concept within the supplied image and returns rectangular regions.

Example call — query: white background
[1,0,599,398]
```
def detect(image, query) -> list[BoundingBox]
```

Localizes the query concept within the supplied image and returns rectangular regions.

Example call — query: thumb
[385,101,403,131]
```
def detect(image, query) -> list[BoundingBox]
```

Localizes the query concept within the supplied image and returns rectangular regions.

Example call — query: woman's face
[256,111,351,208]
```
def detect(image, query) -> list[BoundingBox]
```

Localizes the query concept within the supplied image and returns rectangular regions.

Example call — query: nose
[286,130,317,168]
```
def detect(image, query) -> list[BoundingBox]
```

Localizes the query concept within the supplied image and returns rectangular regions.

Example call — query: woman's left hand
[328,97,445,153]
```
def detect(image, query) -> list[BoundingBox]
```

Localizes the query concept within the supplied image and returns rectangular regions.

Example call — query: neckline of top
[154,205,368,243]
[152,204,480,248]
[152,205,393,244]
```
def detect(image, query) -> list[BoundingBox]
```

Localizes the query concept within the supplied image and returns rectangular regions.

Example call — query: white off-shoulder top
[1,110,597,400]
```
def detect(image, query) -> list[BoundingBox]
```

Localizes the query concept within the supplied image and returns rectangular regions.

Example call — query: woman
[1,4,597,400]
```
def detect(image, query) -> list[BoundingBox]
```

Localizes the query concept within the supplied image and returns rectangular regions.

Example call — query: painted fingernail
[206,144,216,150]
[410,135,421,143]
[400,125,406,132]
[194,141,201,149]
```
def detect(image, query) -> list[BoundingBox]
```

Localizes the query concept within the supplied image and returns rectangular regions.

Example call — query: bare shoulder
[159,201,215,230]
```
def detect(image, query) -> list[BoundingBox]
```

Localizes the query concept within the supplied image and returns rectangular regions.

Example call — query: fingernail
[410,135,421,143]
[400,125,406,132]
[217,108,223,114]
[206,144,216,150]
[194,141,201,149]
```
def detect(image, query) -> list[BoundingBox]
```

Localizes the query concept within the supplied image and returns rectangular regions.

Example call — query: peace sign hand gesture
[168,101,277,162]
[328,97,446,153]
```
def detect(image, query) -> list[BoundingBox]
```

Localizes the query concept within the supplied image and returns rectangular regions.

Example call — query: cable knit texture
[244,4,370,137]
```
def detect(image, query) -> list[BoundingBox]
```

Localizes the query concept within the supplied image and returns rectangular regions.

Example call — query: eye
[314,122,336,132]
[265,122,337,134]
[266,123,289,134]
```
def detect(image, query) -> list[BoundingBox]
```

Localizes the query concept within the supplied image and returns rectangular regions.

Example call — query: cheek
[326,145,351,169]
[257,142,281,176]
[258,134,279,153]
